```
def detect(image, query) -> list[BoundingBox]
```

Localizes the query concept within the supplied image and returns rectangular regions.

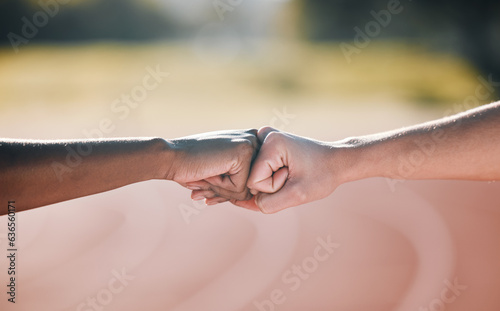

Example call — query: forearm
[338,101,500,183]
[0,137,172,214]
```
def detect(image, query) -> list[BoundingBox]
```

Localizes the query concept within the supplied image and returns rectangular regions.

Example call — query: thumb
[247,130,288,194]
[257,126,278,142]
[255,180,305,213]
[249,166,288,195]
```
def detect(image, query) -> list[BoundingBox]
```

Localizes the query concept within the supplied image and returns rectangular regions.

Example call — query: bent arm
[340,101,500,183]
[0,137,172,214]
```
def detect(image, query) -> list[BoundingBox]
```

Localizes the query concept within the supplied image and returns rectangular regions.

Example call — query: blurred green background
[0,0,499,140]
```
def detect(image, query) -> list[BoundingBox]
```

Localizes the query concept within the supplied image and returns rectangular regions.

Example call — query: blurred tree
[0,0,179,44]
[302,0,500,94]
[1,0,498,94]
[419,0,500,95]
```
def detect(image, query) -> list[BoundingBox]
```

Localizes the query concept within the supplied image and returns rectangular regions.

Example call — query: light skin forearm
[338,101,500,184]
[235,101,500,213]
[0,137,172,214]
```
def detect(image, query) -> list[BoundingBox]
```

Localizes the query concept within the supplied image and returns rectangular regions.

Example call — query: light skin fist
[232,127,348,213]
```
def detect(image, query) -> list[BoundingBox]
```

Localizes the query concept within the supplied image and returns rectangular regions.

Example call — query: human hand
[233,127,349,213]
[167,129,259,204]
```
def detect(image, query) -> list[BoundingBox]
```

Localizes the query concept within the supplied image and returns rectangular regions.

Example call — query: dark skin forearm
[0,129,259,215]
[0,137,170,214]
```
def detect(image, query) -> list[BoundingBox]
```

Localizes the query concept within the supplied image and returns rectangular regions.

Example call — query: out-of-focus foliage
[302,0,500,94]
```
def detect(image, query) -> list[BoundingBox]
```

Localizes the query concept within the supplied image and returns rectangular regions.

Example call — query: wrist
[149,137,177,180]
[326,136,384,185]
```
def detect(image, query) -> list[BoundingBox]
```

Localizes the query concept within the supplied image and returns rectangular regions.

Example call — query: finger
[190,181,252,201]
[183,129,257,140]
[231,196,261,212]
[200,139,255,193]
[246,129,260,151]
[191,190,217,201]
[244,128,258,138]
[257,126,279,142]
[215,129,258,141]
[228,138,257,193]
[185,180,212,191]
[186,179,250,199]
[246,133,287,192]
[249,166,288,194]
[205,197,229,205]
[255,181,306,214]
[204,174,238,192]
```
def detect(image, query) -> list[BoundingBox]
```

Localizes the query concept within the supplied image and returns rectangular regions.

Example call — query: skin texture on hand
[0,129,259,215]
[230,127,348,213]
[3,102,499,215]
[171,129,259,205]
[228,101,500,214]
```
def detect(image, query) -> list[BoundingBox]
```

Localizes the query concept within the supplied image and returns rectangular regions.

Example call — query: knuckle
[247,134,259,148]
[290,185,307,204]
[234,189,252,201]
[264,131,284,144]
[234,183,246,193]
[236,139,255,155]
[242,191,253,201]
[246,179,255,189]
[259,126,275,134]
[245,128,259,136]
